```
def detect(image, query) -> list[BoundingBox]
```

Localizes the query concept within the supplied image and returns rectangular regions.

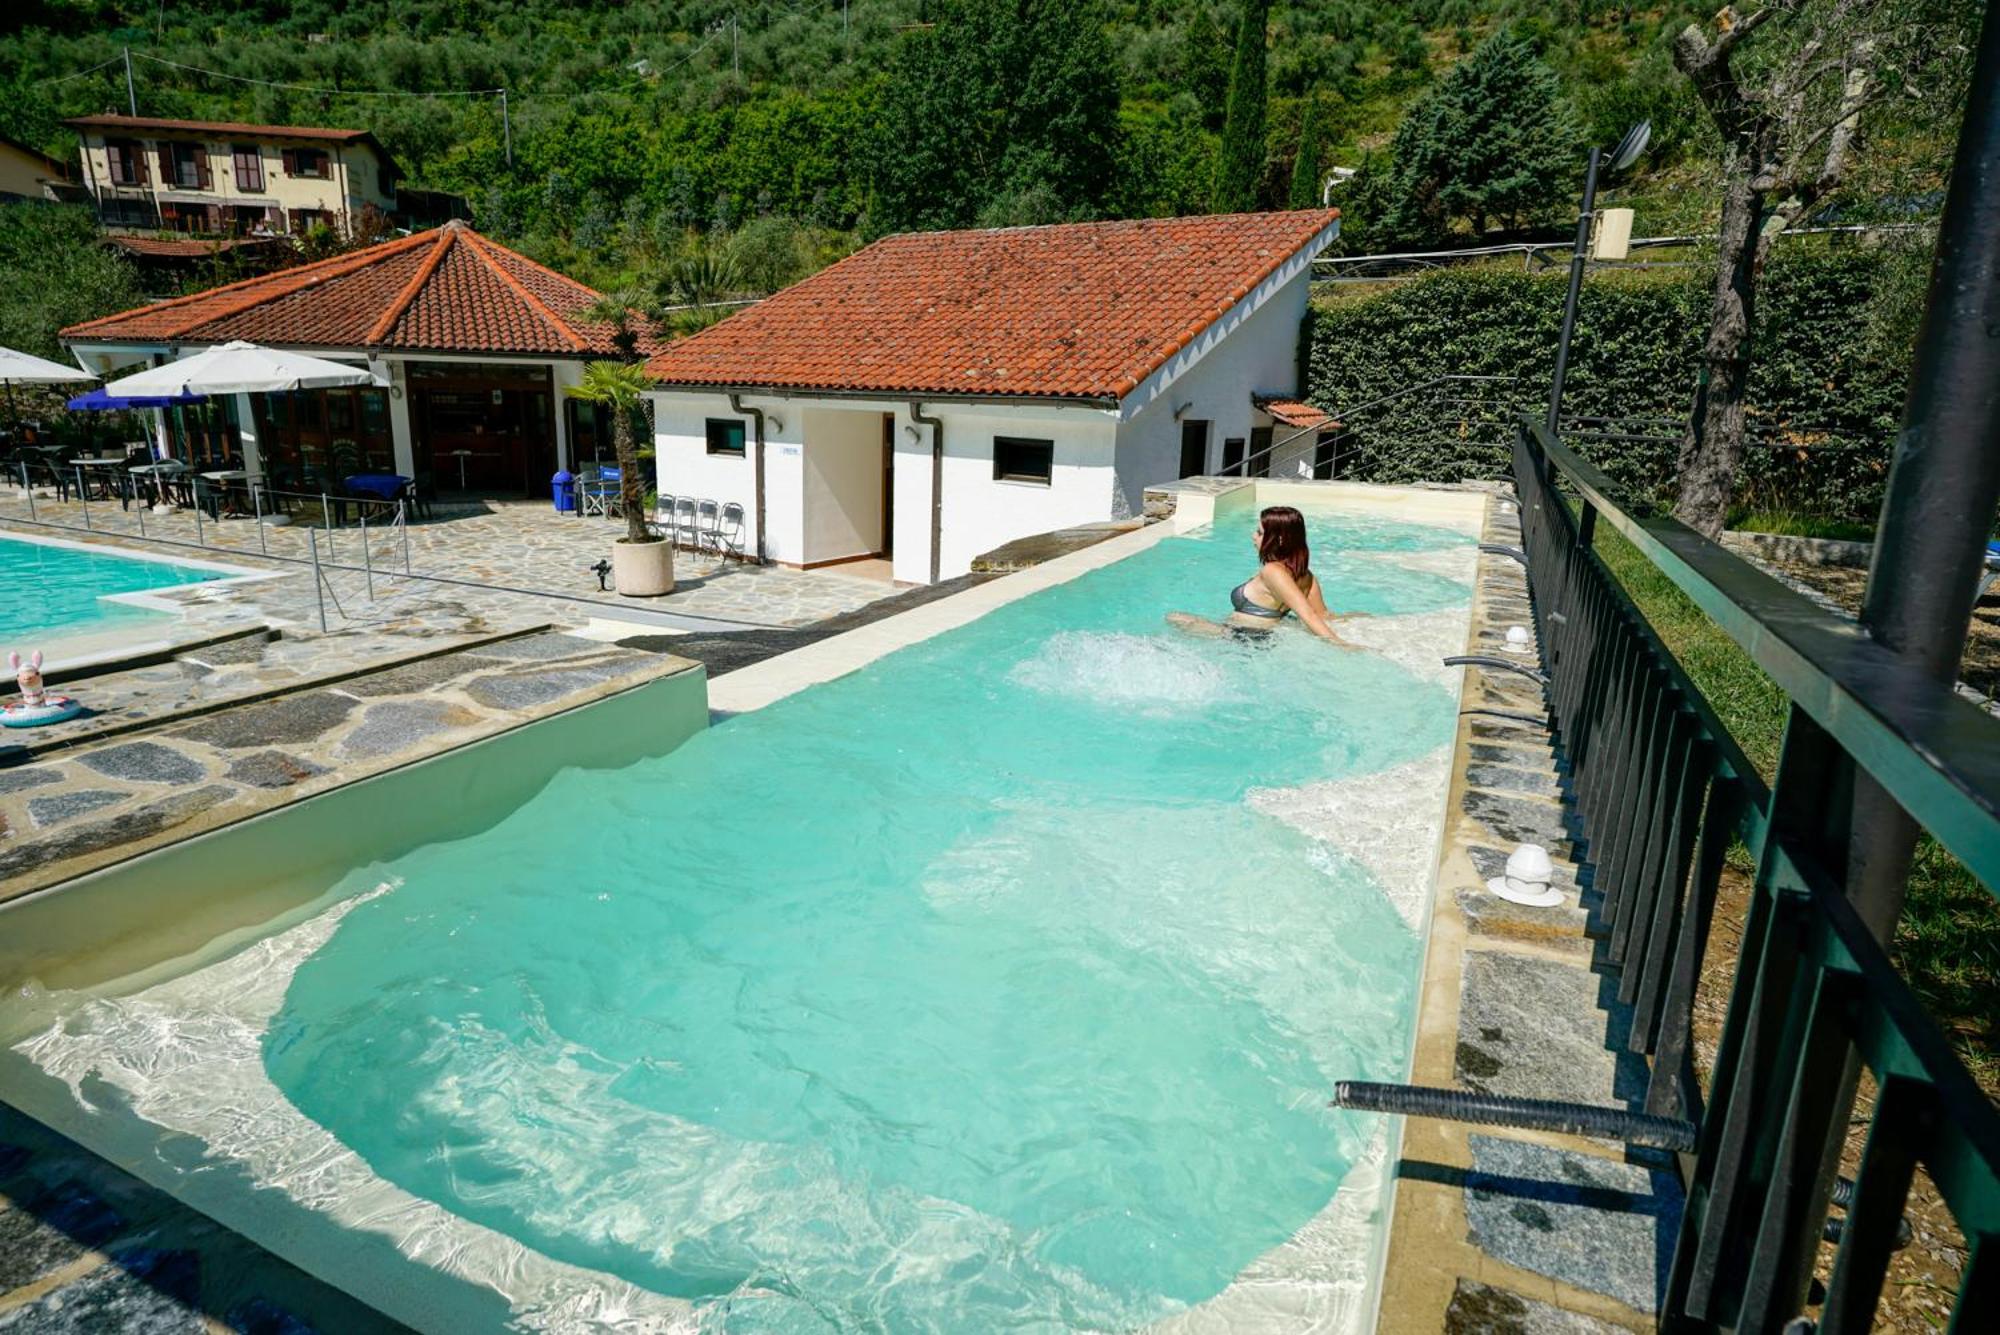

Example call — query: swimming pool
[2,494,1481,1331]
[0,531,224,645]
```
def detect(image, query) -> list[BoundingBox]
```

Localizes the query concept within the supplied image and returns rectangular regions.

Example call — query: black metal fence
[1511,412,2000,1330]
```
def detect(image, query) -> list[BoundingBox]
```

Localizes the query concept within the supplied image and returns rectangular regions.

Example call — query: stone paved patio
[0,629,698,897]
[1,494,897,636]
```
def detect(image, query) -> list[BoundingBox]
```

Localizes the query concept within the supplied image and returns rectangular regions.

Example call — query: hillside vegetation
[1,3,1747,283]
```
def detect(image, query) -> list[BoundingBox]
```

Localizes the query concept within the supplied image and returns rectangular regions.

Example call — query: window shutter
[197,149,212,190]
[281,148,297,176]
[156,145,173,184]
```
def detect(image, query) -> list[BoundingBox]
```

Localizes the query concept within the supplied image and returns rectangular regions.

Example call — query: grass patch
[1590,522,1999,1088]
[1726,508,1876,543]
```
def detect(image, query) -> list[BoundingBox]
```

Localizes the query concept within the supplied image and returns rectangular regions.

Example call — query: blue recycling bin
[551,469,575,513]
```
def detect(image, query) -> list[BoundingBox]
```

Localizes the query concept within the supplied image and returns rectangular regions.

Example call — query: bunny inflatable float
[3,650,81,727]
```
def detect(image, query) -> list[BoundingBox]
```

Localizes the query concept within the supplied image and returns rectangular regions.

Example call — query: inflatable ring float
[2,695,82,727]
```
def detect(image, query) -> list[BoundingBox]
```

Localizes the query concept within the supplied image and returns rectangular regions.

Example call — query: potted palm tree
[564,359,672,596]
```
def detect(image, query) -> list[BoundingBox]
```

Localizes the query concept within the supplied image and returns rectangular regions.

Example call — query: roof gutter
[652,383,1122,412]
[909,400,944,584]
[727,391,769,565]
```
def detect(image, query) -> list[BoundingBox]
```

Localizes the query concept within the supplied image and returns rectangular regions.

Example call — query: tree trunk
[615,405,649,546]
[1674,167,1766,537]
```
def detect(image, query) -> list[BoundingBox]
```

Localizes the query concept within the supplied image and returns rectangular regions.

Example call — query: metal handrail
[1213,374,1522,479]
[1525,413,2000,893]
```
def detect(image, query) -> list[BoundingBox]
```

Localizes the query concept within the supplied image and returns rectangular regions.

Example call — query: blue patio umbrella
[65,388,207,410]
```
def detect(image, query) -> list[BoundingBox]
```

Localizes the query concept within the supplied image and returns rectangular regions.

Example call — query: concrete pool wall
[0,662,710,995]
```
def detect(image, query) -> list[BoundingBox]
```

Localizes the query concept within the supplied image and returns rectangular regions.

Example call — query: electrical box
[1593,207,1635,261]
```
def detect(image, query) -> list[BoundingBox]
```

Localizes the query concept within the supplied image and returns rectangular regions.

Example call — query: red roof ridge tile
[366,227,458,346]
[458,229,589,353]
[63,229,436,339]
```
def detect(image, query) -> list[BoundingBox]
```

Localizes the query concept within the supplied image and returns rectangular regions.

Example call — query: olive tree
[1671,0,1976,536]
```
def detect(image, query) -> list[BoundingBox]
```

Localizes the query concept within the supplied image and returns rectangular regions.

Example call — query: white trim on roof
[1114,215,1339,424]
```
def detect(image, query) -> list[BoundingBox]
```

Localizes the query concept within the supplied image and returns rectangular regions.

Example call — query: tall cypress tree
[1210,0,1272,213]
[1287,96,1327,211]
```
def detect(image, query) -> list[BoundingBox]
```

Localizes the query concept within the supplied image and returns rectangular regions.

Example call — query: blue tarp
[66,388,207,410]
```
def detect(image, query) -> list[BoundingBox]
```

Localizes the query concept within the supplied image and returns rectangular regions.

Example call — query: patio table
[128,461,189,509]
[201,469,255,518]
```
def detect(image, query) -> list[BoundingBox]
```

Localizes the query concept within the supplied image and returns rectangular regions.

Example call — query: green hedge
[1302,250,1911,525]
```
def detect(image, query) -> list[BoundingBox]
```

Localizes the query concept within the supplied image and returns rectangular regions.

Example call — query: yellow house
[64,113,402,236]
[0,133,67,202]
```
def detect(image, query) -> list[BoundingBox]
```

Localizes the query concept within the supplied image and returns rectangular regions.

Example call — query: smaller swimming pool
[0,532,229,646]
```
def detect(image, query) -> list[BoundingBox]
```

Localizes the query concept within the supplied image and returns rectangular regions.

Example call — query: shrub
[1304,248,1911,526]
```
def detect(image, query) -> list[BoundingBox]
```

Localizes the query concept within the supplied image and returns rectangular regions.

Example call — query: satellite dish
[1611,121,1652,174]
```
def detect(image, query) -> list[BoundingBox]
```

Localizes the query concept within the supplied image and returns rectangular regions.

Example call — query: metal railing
[1212,374,1523,481]
[1356,409,2000,1330]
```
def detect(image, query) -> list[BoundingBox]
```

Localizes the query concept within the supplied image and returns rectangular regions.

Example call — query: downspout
[909,400,943,583]
[727,392,768,564]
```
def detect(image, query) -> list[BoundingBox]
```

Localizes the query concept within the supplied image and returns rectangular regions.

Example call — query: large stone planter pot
[612,537,674,597]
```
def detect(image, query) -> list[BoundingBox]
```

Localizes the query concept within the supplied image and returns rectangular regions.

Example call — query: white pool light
[1487,843,1564,906]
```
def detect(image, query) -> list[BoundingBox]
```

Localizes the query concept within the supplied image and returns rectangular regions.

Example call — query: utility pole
[123,47,137,116]
[500,89,512,168]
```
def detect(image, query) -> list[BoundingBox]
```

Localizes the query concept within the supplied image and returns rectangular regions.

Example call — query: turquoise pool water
[0,534,220,645]
[264,511,1473,1329]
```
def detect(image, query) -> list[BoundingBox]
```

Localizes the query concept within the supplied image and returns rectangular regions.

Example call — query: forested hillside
[0,1,1968,293]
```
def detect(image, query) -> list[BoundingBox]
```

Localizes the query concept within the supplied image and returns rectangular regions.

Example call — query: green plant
[1212,0,1273,213]
[1304,248,1912,528]
[564,360,656,545]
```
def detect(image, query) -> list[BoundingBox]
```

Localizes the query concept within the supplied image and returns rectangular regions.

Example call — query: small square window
[705,418,747,456]
[993,436,1053,485]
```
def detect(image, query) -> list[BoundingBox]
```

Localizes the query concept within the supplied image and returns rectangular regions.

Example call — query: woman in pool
[1168,504,1357,644]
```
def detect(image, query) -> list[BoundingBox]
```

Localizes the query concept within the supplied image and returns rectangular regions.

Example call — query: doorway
[407,361,556,495]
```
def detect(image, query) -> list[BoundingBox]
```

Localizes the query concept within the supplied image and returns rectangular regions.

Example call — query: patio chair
[577,466,616,519]
[656,491,676,538]
[696,499,722,553]
[674,496,699,550]
[718,502,747,560]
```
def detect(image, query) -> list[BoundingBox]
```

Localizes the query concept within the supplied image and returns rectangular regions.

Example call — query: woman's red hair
[1257,505,1310,579]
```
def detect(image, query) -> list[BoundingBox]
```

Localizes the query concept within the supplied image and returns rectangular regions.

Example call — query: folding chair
[674,496,699,550]
[717,501,747,560]
[696,499,722,553]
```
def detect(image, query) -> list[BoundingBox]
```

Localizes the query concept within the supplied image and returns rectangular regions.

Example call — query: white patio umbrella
[1,345,94,442]
[101,340,382,397]
[0,346,94,385]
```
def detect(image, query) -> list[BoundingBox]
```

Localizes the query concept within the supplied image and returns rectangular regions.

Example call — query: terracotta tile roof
[106,235,286,258]
[1254,396,1337,431]
[643,210,1340,402]
[62,221,662,360]
[64,114,374,144]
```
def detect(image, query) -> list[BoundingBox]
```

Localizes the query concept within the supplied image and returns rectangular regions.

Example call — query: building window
[289,208,330,235]
[1221,437,1246,475]
[1248,425,1273,478]
[283,147,330,179]
[233,146,264,192]
[161,142,207,190]
[705,418,747,456]
[1178,419,1210,478]
[105,139,144,185]
[993,436,1054,485]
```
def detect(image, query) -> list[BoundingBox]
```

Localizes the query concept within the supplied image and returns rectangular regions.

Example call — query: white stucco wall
[912,405,1120,582]
[650,393,1119,581]
[1112,262,1315,506]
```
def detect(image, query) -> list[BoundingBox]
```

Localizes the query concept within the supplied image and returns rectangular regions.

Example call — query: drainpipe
[909,401,944,583]
[727,392,768,564]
